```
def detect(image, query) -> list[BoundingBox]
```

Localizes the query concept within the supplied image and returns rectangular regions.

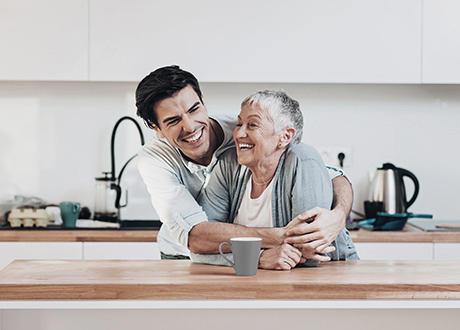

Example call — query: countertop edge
[0,224,459,243]
[1,299,460,309]
[0,230,159,242]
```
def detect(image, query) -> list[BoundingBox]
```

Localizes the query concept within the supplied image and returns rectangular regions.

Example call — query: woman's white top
[233,175,274,228]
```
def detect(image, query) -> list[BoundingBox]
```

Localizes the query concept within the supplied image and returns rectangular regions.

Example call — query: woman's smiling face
[233,104,282,169]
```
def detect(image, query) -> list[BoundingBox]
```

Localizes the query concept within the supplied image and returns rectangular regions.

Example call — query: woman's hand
[258,243,306,270]
[283,207,344,254]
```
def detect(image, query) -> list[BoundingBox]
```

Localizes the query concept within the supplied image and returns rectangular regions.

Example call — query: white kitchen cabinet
[0,0,88,81]
[0,242,83,270]
[90,0,421,83]
[83,242,160,260]
[0,242,160,270]
[422,0,460,83]
[354,242,433,260]
[433,243,460,260]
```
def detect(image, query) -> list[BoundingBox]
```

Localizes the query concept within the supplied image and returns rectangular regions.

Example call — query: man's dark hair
[135,65,203,129]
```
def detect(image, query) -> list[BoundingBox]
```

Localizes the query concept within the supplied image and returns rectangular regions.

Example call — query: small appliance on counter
[94,172,119,222]
[94,116,145,223]
[360,163,432,231]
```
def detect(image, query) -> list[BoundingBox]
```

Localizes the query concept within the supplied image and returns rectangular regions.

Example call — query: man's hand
[284,207,344,253]
[258,243,306,270]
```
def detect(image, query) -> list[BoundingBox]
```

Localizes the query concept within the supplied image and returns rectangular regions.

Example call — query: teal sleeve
[291,158,334,218]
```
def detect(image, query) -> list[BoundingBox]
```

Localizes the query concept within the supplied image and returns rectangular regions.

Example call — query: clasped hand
[259,207,343,270]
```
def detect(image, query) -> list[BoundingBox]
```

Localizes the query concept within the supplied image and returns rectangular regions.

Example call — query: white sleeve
[190,250,265,267]
[189,252,234,266]
[138,150,208,249]
[325,164,345,180]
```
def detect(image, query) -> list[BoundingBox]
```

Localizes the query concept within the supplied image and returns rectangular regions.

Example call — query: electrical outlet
[315,146,353,168]
[331,146,352,168]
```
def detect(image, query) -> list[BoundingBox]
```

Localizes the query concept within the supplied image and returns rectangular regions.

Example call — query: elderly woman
[192,90,358,268]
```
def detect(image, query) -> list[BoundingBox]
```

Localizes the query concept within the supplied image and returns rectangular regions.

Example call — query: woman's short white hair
[241,90,304,146]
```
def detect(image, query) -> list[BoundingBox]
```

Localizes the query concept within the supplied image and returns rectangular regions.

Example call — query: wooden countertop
[0,224,459,243]
[0,230,158,242]
[350,223,460,243]
[0,259,459,300]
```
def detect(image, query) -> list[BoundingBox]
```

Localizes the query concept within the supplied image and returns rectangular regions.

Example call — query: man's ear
[279,128,296,147]
[152,124,165,139]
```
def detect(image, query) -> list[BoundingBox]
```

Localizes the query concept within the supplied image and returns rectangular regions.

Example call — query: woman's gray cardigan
[191,143,358,266]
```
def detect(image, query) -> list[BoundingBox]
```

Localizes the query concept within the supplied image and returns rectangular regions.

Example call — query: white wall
[1,81,459,220]
[0,81,155,220]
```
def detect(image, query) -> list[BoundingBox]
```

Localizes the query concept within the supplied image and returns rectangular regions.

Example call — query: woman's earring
[279,143,281,147]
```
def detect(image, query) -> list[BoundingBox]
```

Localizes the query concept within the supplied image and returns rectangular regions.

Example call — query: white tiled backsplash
[1,81,459,220]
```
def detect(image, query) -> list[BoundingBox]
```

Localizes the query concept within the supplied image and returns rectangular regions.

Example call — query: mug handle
[73,204,81,214]
[218,242,234,267]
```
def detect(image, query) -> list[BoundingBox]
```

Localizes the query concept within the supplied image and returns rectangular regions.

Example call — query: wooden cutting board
[436,224,460,229]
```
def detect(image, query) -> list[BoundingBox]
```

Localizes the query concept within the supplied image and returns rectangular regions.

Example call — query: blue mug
[59,202,81,228]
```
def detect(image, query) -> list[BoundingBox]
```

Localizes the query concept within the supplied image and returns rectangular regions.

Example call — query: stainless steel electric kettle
[365,163,420,218]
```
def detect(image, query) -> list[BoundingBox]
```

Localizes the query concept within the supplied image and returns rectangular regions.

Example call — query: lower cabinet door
[83,242,160,260]
[434,243,460,260]
[353,243,433,260]
[0,242,83,270]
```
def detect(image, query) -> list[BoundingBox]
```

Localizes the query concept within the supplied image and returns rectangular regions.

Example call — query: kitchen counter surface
[350,223,460,243]
[0,229,158,242]
[0,223,459,243]
[0,259,459,300]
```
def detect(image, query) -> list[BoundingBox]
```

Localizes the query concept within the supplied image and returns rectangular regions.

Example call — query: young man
[136,65,353,269]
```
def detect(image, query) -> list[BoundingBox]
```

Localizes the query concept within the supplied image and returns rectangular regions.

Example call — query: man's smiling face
[152,85,214,165]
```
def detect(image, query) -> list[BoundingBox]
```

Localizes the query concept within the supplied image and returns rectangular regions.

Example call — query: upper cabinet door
[90,0,422,83]
[0,0,88,81]
[423,0,460,83]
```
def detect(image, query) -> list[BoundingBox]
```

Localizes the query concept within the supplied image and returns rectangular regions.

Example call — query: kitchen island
[0,259,459,330]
